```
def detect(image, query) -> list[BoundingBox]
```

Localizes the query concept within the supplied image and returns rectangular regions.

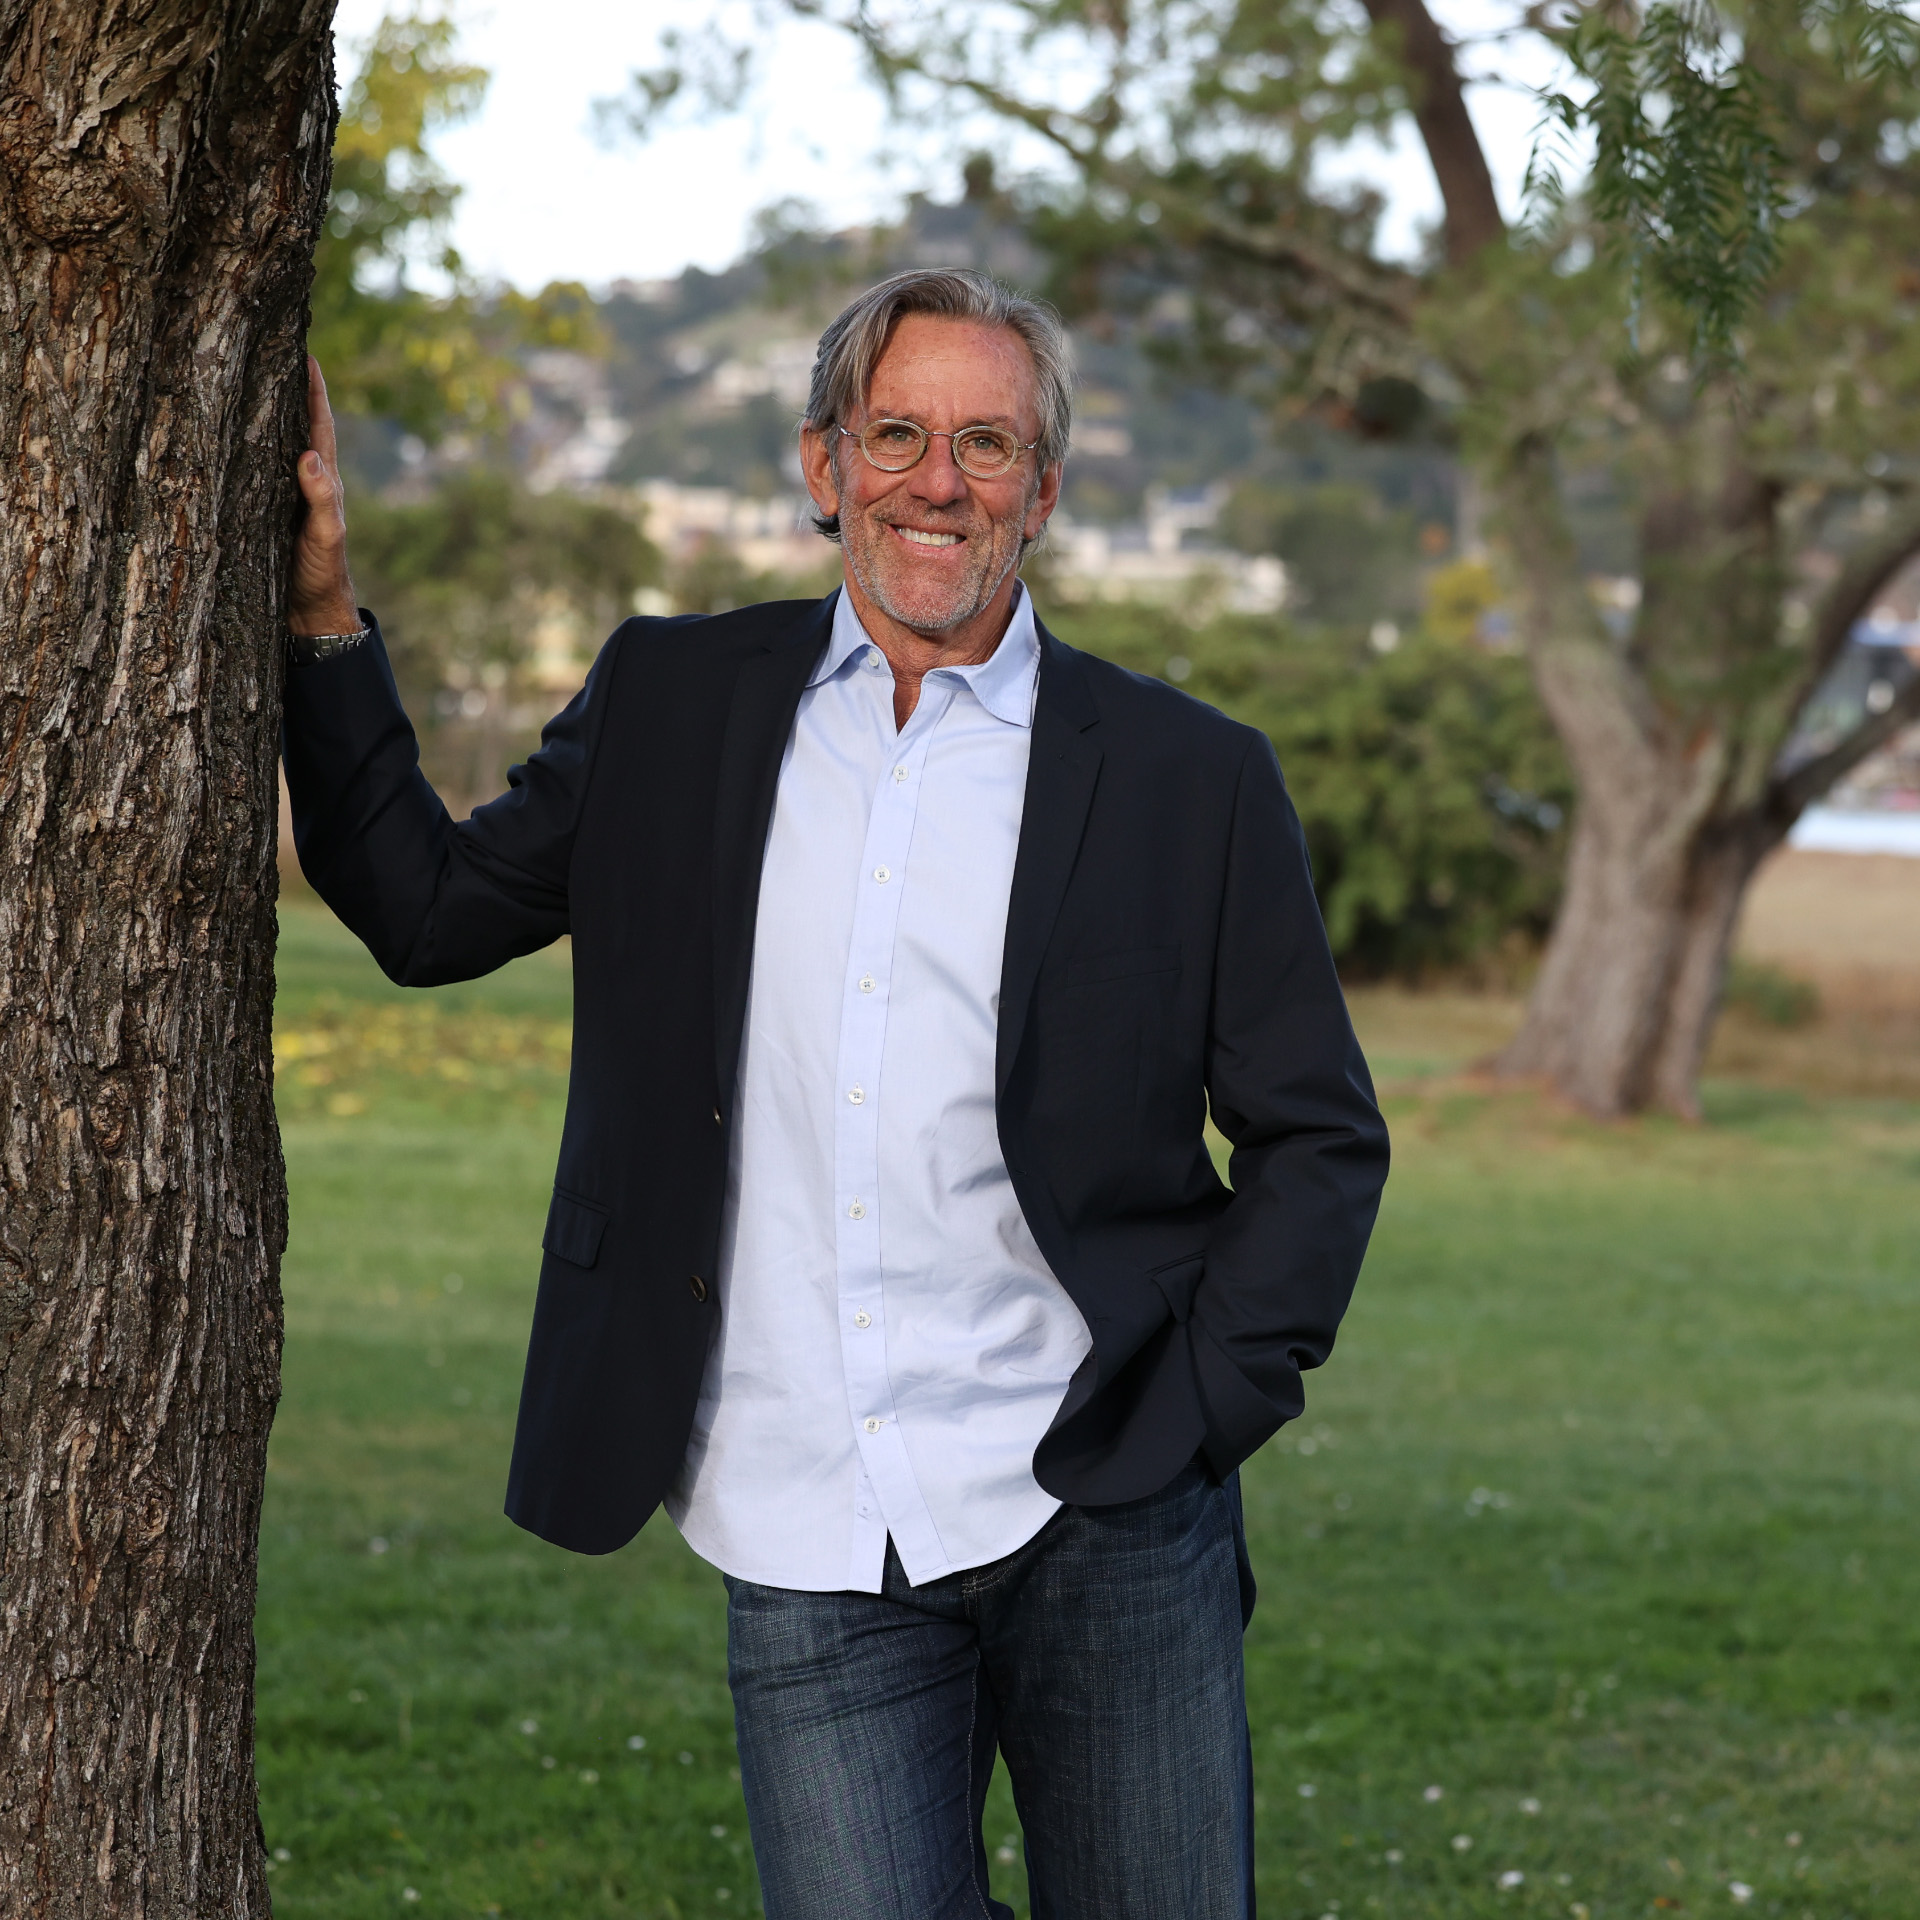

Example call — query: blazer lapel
[712,597,834,1110]
[997,626,1102,1097]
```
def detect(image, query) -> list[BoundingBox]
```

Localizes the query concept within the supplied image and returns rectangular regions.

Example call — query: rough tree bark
[0,2,336,1912]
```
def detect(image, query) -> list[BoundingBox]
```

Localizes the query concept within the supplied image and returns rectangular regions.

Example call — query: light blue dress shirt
[666,585,1093,1592]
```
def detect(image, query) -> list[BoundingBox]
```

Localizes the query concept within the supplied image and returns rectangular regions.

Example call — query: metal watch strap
[286,624,371,666]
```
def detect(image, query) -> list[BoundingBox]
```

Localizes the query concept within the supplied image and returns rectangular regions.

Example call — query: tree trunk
[1485,438,1794,1119]
[1496,803,1782,1118]
[0,4,335,1912]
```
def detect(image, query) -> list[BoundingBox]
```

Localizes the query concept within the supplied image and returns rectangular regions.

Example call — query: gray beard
[844,524,1017,634]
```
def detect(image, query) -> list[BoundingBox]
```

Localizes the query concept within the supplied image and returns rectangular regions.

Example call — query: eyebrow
[869,411,1024,430]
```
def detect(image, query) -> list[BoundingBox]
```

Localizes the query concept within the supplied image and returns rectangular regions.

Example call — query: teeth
[895,527,961,547]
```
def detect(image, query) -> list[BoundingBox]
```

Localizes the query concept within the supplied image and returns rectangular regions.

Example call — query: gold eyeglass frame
[837,418,1040,480]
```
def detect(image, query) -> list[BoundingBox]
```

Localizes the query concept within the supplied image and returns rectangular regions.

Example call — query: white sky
[328,0,1573,291]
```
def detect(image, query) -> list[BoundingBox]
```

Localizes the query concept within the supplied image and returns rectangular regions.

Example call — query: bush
[1037,598,1573,975]
[350,471,660,805]
[1723,959,1821,1029]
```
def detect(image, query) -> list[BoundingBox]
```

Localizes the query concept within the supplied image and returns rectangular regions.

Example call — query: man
[284,267,1388,1918]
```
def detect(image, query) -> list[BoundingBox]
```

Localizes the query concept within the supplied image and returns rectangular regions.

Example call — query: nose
[906,433,970,507]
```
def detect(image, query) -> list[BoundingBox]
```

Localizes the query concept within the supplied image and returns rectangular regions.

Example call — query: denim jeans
[723,1463,1255,1920]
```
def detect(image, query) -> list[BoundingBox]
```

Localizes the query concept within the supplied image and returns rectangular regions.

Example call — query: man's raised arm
[282,357,605,986]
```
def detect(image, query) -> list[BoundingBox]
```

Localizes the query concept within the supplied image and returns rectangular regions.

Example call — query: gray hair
[803,267,1073,543]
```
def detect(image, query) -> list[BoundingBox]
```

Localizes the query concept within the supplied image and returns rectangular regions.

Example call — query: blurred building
[1046,485,1288,615]
[631,481,824,580]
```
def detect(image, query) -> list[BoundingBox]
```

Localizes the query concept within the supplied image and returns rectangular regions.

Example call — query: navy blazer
[282,594,1389,1556]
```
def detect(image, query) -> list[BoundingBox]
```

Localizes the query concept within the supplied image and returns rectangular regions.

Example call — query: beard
[837,473,1033,635]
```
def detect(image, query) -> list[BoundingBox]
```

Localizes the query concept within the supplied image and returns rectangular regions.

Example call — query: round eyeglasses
[838,418,1039,480]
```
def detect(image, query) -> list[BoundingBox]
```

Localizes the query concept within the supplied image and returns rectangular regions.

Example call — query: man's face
[803,315,1061,636]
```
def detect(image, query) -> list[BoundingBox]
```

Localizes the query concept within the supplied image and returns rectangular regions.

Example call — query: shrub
[1722,959,1821,1029]
[1038,598,1573,975]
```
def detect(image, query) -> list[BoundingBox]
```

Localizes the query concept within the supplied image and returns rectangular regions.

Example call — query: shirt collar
[812,583,1041,730]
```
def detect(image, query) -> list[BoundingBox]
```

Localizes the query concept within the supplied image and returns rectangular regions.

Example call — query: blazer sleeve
[1191,729,1391,1479]
[281,612,620,986]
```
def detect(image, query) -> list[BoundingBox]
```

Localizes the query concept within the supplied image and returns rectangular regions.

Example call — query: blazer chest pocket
[543,1188,610,1270]
[1061,944,1181,990]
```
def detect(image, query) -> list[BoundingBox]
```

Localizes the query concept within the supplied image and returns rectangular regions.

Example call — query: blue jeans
[724,1464,1255,1919]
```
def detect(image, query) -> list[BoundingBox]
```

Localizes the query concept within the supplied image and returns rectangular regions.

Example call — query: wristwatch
[286,621,372,666]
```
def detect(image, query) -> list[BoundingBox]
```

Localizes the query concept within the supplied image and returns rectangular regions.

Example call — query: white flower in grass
[627,1734,646,1750]
[273,1849,292,1863]
[1729,1885,1754,1905]
[1423,1784,1445,1802]
[368,1537,389,1556]
[579,1769,599,1784]
[1498,1870,1525,1889]
[519,1719,538,1736]
[1452,1834,1474,1851]
[541,1755,556,1769]
[1519,1797,1541,1815]
[1298,1783,1317,1798]
[1384,1849,1403,1864]
[401,1892,419,1905]
[710,1825,727,1839]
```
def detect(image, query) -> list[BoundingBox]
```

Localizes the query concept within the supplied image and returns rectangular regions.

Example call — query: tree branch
[1360,0,1506,264]
[1769,670,1920,822]
[845,21,1418,330]
[1167,197,1420,326]
[1796,501,1920,691]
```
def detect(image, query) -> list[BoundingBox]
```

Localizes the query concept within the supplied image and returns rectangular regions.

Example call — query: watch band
[286,623,371,666]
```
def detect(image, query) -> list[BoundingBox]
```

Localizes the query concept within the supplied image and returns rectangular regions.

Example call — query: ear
[1023,461,1064,544]
[799,425,841,522]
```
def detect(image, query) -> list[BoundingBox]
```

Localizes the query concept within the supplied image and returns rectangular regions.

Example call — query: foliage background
[1048,603,1572,975]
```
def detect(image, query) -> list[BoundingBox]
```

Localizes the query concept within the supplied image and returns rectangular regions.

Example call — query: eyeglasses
[838,418,1039,480]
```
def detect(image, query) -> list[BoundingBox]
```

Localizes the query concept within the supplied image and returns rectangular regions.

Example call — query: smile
[890,527,964,548]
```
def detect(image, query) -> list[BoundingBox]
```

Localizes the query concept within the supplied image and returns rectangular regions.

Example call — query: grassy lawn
[259,898,1919,1919]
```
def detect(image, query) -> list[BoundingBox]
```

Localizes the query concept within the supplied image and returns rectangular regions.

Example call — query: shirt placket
[835,669,957,1590]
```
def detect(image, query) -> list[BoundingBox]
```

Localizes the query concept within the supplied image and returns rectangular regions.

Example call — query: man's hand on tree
[289,356,362,636]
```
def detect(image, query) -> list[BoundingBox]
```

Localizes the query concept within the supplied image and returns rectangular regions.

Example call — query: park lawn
[258,899,1919,1920]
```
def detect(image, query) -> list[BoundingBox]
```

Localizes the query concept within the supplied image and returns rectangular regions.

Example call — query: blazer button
[689,1274,708,1302]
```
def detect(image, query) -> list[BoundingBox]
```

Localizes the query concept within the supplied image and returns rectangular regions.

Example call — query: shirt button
[853,1310,871,1328]
[858,974,876,994]
[848,1199,866,1220]
[688,1274,707,1302]
[847,1085,864,1105]
[872,866,890,884]
[863,1417,882,1434]
[892,765,908,783]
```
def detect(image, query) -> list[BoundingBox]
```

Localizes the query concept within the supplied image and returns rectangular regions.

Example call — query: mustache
[870,507,986,534]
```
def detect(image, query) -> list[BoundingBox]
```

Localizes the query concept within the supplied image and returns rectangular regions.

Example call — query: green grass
[259,899,1920,1919]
